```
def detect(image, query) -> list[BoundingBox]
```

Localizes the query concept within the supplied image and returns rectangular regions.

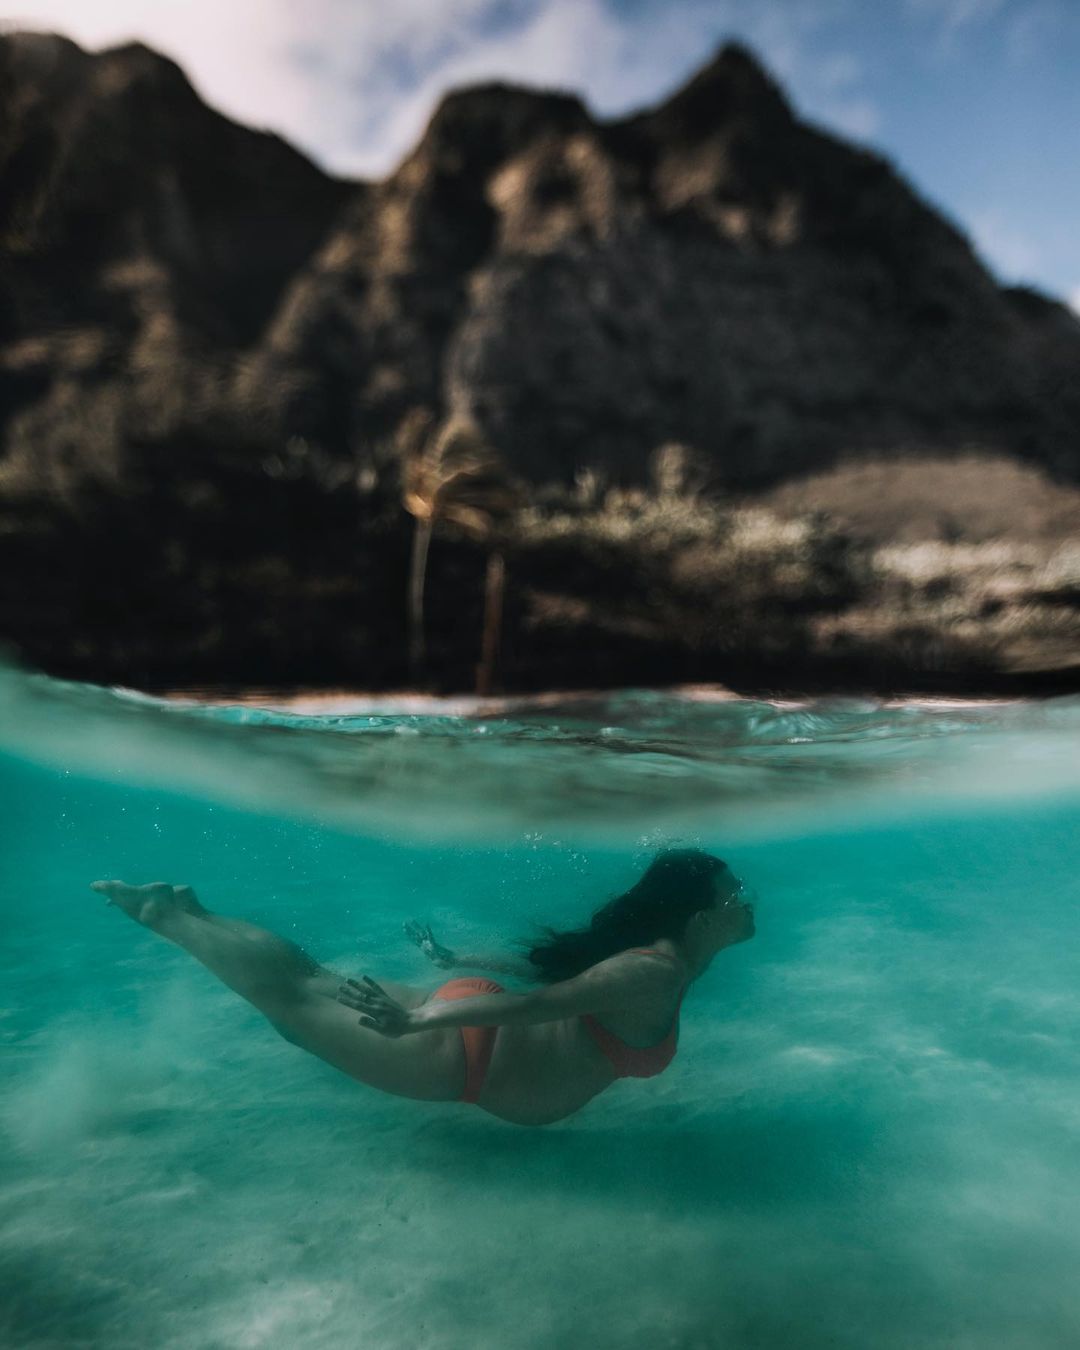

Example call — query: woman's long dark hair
[517,849,728,983]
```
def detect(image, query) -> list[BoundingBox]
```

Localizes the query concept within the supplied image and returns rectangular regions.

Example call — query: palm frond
[402,414,521,540]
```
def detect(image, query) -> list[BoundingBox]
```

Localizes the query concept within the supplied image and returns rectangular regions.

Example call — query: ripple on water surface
[2,662,1079,840]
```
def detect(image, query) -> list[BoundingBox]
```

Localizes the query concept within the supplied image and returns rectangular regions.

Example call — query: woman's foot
[90,880,206,932]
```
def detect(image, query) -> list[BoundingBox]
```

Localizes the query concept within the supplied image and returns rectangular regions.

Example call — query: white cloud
[966,207,1041,283]
[1068,287,1080,317]
[821,97,882,139]
[799,49,881,140]
[1005,1,1071,67]
[4,0,342,158]
[907,0,1072,67]
[3,0,878,175]
[906,0,1010,62]
[907,0,1008,37]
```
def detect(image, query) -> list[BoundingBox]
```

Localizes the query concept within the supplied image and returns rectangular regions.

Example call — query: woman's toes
[90,880,176,927]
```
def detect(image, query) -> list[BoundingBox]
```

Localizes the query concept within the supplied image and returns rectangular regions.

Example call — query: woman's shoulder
[615,946,682,968]
[591,948,685,989]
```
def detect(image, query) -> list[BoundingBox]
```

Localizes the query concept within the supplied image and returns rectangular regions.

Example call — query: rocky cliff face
[3,32,1079,497]
[0,32,1077,691]
[240,42,1080,488]
[0,32,352,496]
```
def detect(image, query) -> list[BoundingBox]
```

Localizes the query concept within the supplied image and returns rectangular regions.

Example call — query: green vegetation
[0,424,1075,693]
[511,472,868,670]
[492,449,1079,690]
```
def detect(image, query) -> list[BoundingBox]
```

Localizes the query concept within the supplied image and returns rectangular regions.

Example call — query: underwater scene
[3,661,1080,1350]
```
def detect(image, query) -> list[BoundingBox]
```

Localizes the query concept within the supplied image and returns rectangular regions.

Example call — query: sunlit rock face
[2,33,1079,493]
[237,42,1080,487]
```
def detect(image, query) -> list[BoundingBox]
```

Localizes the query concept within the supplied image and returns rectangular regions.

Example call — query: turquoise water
[3,663,1080,1349]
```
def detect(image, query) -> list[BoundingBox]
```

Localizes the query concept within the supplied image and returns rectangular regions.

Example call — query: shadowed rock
[0,32,1077,691]
[2,32,1079,491]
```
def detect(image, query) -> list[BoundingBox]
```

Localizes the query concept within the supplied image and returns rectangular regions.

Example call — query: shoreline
[148,682,1024,716]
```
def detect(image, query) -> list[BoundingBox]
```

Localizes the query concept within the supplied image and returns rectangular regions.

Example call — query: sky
[5,0,1079,310]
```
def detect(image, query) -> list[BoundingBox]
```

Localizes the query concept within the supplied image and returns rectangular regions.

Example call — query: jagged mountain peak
[695,39,786,87]
[410,79,592,172]
[640,39,794,136]
[94,39,198,92]
[2,31,198,107]
[1,30,90,100]
[2,25,1078,506]
[3,29,85,64]
[4,29,76,53]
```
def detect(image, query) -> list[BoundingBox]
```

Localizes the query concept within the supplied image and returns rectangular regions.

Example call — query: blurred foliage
[0,422,1076,692]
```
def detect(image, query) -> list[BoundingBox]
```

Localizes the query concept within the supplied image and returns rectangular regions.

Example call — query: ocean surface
[2,660,1080,1350]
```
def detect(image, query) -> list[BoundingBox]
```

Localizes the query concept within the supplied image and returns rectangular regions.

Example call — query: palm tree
[400,412,518,690]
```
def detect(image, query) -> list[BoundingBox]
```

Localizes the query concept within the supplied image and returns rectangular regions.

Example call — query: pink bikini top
[581,948,686,1079]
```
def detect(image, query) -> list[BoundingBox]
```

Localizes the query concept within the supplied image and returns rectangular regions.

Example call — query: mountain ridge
[3,30,1078,495]
[0,31,1077,691]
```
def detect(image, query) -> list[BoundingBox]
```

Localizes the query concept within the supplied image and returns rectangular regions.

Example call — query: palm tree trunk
[408,517,433,683]
[475,550,506,697]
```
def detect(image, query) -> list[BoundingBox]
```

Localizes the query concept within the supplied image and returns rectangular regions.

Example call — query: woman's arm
[403,920,456,969]
[338,954,674,1036]
[403,919,535,979]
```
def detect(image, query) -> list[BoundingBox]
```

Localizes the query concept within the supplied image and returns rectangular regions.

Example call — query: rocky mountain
[0,31,1077,691]
[0,33,351,490]
[247,45,1080,490]
[3,31,1079,494]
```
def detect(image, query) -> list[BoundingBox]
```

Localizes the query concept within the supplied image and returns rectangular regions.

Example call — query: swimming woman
[91,849,755,1127]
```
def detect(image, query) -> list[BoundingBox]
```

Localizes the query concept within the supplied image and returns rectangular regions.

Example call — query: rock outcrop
[3,32,1079,495]
[0,32,352,495]
[0,32,1077,690]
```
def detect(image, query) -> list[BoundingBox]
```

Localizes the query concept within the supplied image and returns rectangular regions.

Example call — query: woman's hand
[337,977,416,1038]
[404,919,456,969]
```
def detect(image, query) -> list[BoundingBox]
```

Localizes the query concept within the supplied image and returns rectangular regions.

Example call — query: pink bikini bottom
[431,976,505,1103]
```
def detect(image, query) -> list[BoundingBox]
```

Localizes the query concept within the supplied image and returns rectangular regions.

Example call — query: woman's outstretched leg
[90,880,429,1013]
[91,880,339,1018]
[89,881,458,1100]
